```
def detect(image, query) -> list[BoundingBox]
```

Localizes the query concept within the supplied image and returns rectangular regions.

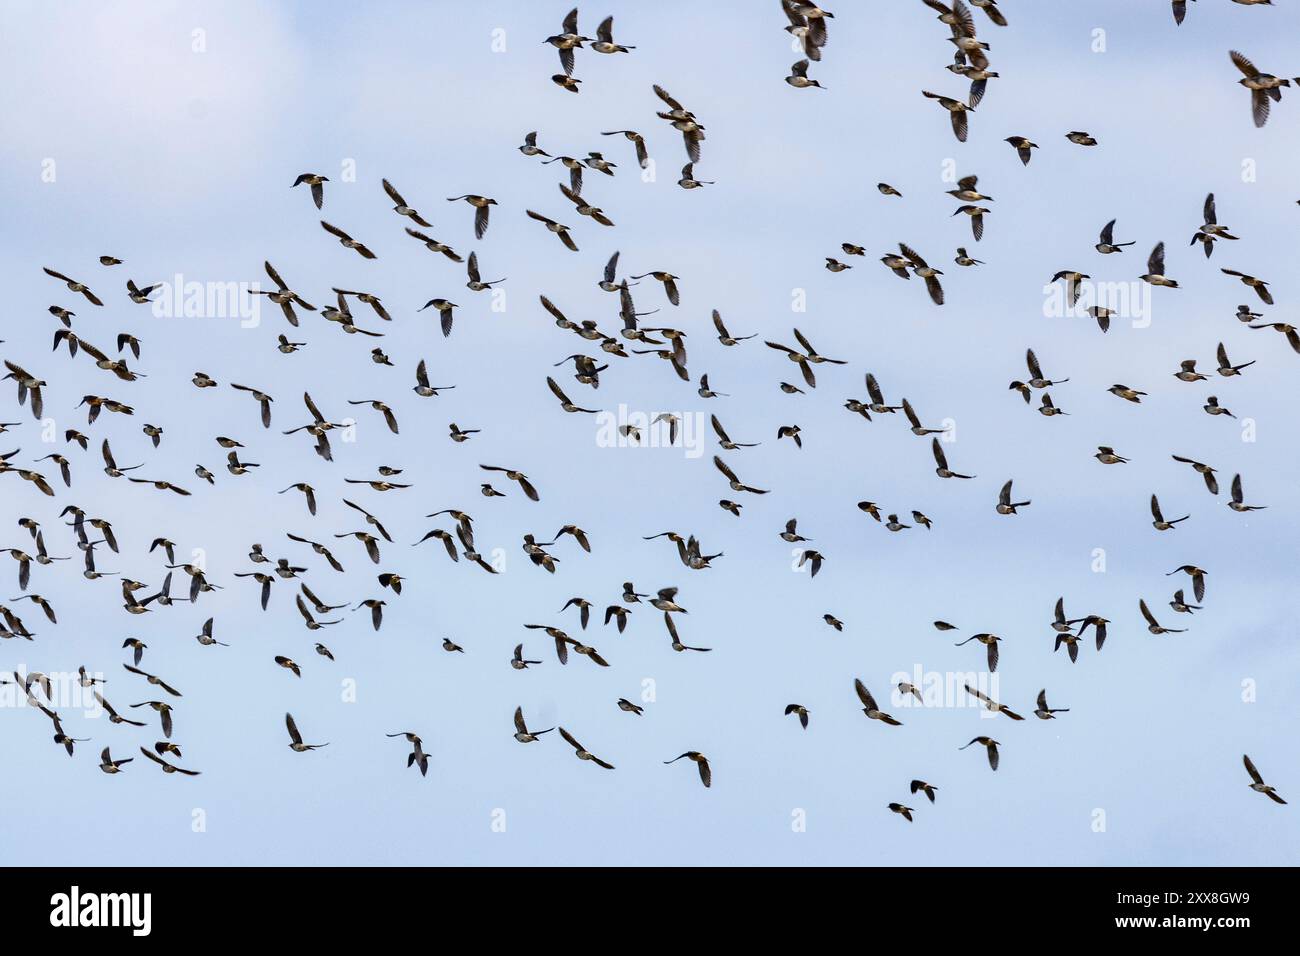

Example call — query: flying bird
[1243,754,1287,804]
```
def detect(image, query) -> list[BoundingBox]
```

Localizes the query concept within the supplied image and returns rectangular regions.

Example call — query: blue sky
[1,0,1298,865]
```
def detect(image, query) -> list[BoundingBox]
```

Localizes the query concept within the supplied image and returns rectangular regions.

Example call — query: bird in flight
[1243,754,1287,804]
[3,3,1293,871]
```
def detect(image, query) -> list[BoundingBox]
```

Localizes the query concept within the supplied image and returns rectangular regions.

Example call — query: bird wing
[854,678,877,710]
[1243,754,1263,785]
[1229,50,1258,79]
[1148,242,1165,275]
[1139,599,1158,627]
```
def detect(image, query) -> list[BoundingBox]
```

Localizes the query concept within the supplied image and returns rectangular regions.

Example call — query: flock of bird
[1,1,1292,827]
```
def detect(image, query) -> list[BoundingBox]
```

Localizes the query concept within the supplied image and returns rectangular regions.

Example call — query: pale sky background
[1,0,1298,865]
